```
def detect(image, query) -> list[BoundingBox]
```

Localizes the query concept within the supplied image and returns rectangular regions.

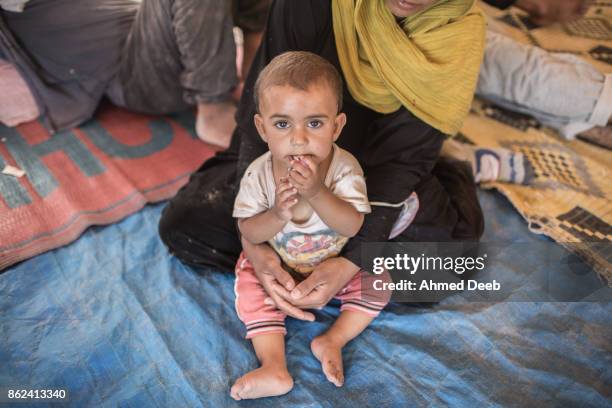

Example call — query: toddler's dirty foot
[230,365,293,400]
[311,335,344,387]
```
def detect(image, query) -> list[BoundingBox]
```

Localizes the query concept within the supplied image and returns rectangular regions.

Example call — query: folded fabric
[477,31,612,139]
[0,59,39,127]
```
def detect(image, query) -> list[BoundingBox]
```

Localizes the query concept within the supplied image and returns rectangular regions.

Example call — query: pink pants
[234,252,390,339]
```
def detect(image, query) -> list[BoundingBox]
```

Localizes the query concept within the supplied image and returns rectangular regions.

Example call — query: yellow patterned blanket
[462,3,612,283]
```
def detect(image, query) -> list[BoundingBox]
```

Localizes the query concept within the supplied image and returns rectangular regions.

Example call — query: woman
[159,0,486,320]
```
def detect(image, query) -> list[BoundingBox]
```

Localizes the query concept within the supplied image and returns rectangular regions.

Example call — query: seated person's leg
[445,30,610,185]
[477,31,611,139]
[115,0,239,147]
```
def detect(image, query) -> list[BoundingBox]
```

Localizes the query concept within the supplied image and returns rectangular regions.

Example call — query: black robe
[158,0,484,271]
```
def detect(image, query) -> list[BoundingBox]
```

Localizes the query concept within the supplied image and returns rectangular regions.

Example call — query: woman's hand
[274,256,360,310]
[241,236,315,321]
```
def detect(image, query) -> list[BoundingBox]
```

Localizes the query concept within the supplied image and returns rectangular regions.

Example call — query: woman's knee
[158,198,241,269]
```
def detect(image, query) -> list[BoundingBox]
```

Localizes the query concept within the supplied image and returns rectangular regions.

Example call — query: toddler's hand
[272,177,298,221]
[288,156,324,199]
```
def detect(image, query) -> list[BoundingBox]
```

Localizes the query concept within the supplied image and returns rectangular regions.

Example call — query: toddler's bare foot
[230,364,293,400]
[311,334,344,387]
[196,101,237,148]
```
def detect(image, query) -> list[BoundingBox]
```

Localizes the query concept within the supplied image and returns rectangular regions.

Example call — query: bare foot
[311,335,344,387]
[196,101,237,148]
[230,364,293,400]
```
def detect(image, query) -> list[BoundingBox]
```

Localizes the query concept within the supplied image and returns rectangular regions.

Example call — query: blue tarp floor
[1,190,611,407]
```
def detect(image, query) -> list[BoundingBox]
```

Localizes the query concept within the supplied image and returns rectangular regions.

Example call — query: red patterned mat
[0,105,215,269]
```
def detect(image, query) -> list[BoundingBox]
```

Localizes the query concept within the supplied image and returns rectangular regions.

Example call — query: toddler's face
[254,83,346,167]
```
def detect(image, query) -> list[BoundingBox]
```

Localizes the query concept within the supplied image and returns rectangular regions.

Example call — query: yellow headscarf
[332,0,486,135]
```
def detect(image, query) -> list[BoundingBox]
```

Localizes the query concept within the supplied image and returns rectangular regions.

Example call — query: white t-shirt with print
[233,144,370,273]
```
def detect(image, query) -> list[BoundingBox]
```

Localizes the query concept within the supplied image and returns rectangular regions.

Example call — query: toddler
[230,51,389,400]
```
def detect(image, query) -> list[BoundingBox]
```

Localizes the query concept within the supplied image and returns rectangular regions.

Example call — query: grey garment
[476,31,610,132]
[0,0,138,132]
[1,0,270,132]
[114,0,239,114]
